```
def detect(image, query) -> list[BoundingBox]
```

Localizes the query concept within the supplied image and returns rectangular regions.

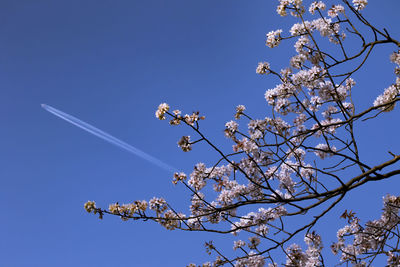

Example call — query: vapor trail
[41,104,177,173]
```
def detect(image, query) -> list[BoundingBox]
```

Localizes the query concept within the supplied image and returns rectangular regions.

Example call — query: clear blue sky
[1,1,399,266]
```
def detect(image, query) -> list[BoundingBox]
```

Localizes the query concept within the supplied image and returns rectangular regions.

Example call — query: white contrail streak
[41,104,177,173]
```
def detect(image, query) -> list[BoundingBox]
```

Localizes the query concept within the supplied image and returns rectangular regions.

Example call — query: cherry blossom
[85,1,400,265]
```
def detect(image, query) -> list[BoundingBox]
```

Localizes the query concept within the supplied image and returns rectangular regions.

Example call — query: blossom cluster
[172,172,187,185]
[107,200,148,220]
[265,30,282,48]
[390,50,400,66]
[352,0,368,10]
[314,143,337,159]
[332,195,400,265]
[84,201,103,219]
[149,197,167,213]
[183,111,205,126]
[155,103,169,120]
[308,1,326,15]
[234,251,265,267]
[159,209,186,230]
[231,206,287,235]
[84,201,96,213]
[234,104,246,119]
[327,4,345,18]
[373,80,400,112]
[256,62,270,75]
[373,51,400,111]
[276,0,304,17]
[177,135,192,152]
[285,232,323,266]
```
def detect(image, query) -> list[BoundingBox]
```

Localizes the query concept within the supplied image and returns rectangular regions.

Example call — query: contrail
[41,104,177,173]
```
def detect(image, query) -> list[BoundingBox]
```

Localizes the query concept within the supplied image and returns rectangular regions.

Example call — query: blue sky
[1,1,400,266]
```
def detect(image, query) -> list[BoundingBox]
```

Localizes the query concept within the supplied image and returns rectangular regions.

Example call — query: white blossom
[373,84,400,112]
[292,66,324,88]
[235,251,265,267]
[188,163,208,191]
[276,0,290,16]
[256,62,270,74]
[225,120,238,133]
[149,197,168,213]
[314,143,336,159]
[390,51,400,66]
[266,29,283,48]
[352,0,368,10]
[187,218,201,230]
[255,224,269,236]
[235,105,246,119]
[311,118,343,137]
[178,135,192,152]
[155,103,169,120]
[290,21,313,36]
[312,18,339,38]
[309,1,326,15]
[160,210,185,230]
[294,36,310,53]
[322,105,338,119]
[172,172,187,184]
[84,201,96,213]
[233,240,246,250]
[217,182,247,206]
[328,4,345,17]
[294,113,307,130]
[290,53,307,69]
